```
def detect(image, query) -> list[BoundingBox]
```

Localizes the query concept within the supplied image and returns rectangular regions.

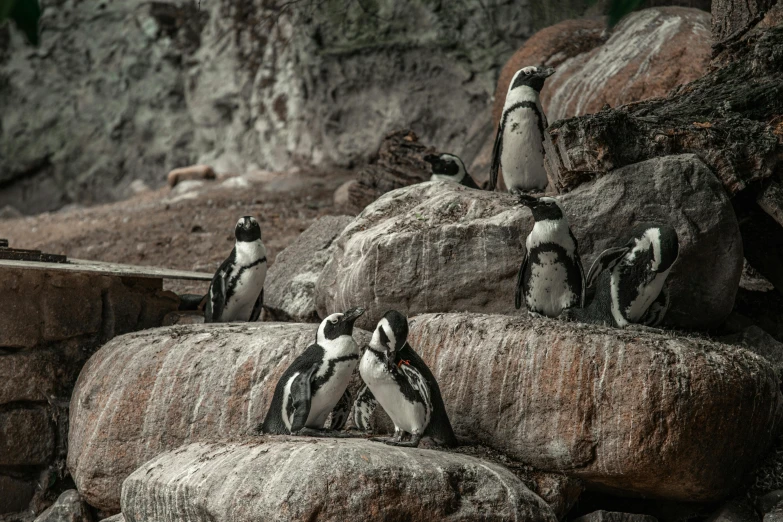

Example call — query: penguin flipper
[489,122,503,191]
[249,288,264,322]
[515,249,528,310]
[352,385,378,432]
[585,246,629,289]
[204,271,227,323]
[462,174,480,190]
[641,285,670,327]
[289,363,319,433]
[329,388,352,431]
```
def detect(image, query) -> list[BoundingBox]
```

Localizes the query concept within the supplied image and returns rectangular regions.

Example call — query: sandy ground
[0,168,354,296]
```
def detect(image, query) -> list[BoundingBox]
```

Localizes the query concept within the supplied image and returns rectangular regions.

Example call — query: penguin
[359,310,457,447]
[565,223,679,327]
[423,153,481,189]
[515,195,584,317]
[204,216,267,323]
[260,307,365,435]
[352,385,378,432]
[489,65,555,193]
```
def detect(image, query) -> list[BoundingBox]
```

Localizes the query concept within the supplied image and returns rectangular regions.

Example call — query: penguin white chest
[359,353,428,434]
[527,251,577,317]
[307,338,358,428]
[501,107,547,191]
[223,263,267,321]
[615,269,670,325]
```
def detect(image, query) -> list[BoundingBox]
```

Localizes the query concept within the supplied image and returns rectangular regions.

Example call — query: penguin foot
[382,440,421,448]
[370,436,395,444]
[527,310,545,319]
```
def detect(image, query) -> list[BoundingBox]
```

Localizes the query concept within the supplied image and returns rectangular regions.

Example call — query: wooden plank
[0,239,8,248]
[0,258,213,281]
[0,248,67,263]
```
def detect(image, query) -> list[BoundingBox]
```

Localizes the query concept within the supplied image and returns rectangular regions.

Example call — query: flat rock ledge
[120,438,557,522]
[405,313,783,502]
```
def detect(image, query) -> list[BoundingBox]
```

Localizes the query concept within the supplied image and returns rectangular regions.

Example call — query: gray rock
[317,154,742,330]
[265,216,353,322]
[68,323,371,512]
[0,205,22,220]
[34,490,91,522]
[767,505,783,522]
[120,439,557,522]
[706,497,760,522]
[758,490,783,515]
[573,512,658,522]
[401,312,782,501]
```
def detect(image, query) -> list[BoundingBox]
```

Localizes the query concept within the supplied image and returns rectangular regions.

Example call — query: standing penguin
[359,310,457,448]
[423,153,480,189]
[204,216,267,323]
[489,65,555,193]
[515,195,584,317]
[567,223,679,328]
[260,307,365,435]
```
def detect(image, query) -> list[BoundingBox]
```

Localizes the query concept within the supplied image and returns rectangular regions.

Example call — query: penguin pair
[260,308,456,448]
[204,216,268,323]
[515,196,679,327]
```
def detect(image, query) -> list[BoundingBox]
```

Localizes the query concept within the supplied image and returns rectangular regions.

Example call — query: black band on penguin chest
[311,353,359,394]
[502,101,545,141]
[225,256,266,303]
[615,249,656,314]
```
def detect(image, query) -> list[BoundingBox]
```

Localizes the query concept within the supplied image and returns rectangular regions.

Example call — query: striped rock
[120,439,557,522]
[404,312,783,502]
[67,323,371,512]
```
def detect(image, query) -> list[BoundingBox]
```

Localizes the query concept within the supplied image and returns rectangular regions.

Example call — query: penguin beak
[341,307,365,325]
[541,66,555,78]
[423,154,440,166]
[517,194,539,209]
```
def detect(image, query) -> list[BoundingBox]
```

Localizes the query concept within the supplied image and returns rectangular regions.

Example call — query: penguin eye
[525,69,533,75]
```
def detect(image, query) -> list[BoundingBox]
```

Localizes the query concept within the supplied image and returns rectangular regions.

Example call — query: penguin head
[517,195,564,222]
[509,65,555,93]
[627,223,680,274]
[369,310,409,355]
[235,216,262,243]
[317,307,365,343]
[424,153,467,183]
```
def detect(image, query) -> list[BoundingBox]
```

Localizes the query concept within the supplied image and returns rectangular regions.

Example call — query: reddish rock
[121,439,557,522]
[166,165,216,188]
[542,7,711,122]
[493,7,711,125]
[405,313,782,502]
[68,323,371,512]
[0,408,55,466]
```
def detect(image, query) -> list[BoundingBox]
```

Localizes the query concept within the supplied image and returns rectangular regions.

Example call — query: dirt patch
[1,169,354,296]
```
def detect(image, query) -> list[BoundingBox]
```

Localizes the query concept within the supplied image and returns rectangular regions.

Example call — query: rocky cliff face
[0,0,546,213]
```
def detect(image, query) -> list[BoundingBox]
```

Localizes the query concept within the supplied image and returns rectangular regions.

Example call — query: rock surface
[0,408,54,466]
[264,215,353,322]
[542,7,711,122]
[121,439,557,522]
[317,154,741,330]
[401,313,783,501]
[720,326,783,378]
[33,490,92,522]
[68,323,371,512]
[0,476,35,514]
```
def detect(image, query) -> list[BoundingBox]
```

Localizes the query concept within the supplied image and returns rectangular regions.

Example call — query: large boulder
[33,490,92,522]
[265,215,354,322]
[403,312,783,502]
[120,439,557,522]
[67,323,371,512]
[317,154,741,330]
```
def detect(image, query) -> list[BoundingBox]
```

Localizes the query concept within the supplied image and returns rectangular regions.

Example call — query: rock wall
[0,0,544,213]
[0,268,177,516]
